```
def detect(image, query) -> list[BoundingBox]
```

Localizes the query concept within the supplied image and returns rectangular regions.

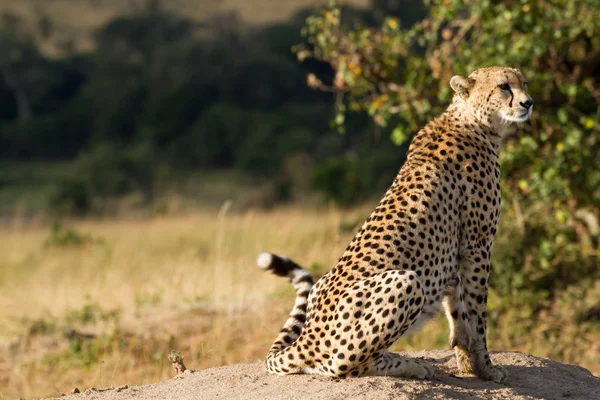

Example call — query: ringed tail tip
[257,252,273,269]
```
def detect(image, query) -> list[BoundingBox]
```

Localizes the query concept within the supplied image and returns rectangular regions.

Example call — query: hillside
[46,351,600,400]
[0,0,369,55]
[0,0,371,25]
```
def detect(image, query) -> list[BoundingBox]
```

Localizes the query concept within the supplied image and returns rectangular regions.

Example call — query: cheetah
[257,67,533,383]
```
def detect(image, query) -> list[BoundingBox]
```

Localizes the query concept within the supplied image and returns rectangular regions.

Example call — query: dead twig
[168,350,187,374]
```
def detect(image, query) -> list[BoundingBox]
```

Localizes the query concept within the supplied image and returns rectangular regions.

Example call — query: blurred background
[0,0,598,398]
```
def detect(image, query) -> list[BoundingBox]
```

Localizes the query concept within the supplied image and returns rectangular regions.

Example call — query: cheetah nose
[520,100,533,110]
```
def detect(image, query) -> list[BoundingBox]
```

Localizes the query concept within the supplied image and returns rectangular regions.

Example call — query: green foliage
[23,304,122,370]
[65,303,119,326]
[311,157,365,206]
[338,217,363,233]
[298,0,600,331]
[50,178,92,215]
[135,290,164,307]
[26,317,57,336]
[49,142,160,214]
[170,103,250,168]
[44,222,95,248]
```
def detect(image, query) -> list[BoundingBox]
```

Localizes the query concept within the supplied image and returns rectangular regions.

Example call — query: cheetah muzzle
[257,67,533,383]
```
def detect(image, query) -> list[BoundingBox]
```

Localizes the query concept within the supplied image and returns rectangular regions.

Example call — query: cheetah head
[450,67,533,133]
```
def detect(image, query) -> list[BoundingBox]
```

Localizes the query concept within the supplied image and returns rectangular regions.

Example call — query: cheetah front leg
[449,253,506,383]
[442,279,473,373]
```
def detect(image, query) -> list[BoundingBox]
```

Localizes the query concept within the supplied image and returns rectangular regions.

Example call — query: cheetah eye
[498,83,510,91]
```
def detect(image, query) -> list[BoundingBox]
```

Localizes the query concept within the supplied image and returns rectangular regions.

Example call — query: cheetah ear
[450,75,475,99]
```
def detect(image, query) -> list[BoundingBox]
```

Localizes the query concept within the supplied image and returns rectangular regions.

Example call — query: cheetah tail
[256,252,313,360]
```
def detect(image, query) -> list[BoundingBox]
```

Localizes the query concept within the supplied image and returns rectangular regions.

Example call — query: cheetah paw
[454,347,473,374]
[406,359,436,379]
[488,365,507,383]
[474,364,507,383]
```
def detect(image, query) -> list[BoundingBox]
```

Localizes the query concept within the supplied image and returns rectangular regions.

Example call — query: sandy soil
[45,350,600,400]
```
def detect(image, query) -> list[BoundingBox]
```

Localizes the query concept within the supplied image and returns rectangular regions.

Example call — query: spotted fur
[257,67,533,383]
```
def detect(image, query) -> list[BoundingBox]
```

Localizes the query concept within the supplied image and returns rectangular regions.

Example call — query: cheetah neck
[444,101,504,153]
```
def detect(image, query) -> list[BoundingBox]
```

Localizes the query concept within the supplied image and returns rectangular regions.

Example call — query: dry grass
[0,205,352,327]
[0,205,360,398]
[0,205,598,399]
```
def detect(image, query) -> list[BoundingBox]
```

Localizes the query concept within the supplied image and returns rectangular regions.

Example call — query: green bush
[311,157,365,206]
[49,177,92,215]
[168,103,250,168]
[49,142,158,214]
[44,221,93,248]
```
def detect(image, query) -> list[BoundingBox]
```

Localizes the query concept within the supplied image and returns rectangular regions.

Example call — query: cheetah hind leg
[347,270,435,380]
[371,352,435,379]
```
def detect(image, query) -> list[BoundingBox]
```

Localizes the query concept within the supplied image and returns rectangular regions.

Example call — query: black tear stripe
[505,74,514,107]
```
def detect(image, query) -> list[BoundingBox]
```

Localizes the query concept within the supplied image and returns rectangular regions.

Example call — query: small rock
[72,388,80,394]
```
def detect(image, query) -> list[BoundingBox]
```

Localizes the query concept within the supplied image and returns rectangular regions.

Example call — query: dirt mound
[46,350,600,400]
